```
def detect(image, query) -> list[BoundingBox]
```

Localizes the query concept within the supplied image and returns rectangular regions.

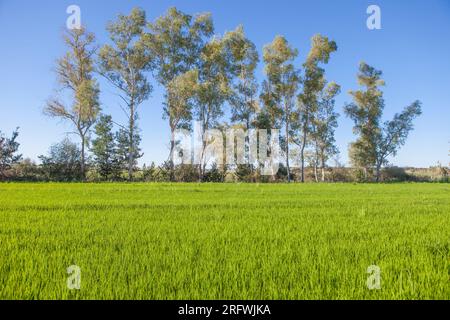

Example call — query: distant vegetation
[2,155,449,183]
[1,7,442,183]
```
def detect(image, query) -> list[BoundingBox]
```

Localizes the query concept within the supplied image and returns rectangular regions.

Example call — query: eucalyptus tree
[227,26,259,128]
[194,27,246,181]
[45,27,100,180]
[261,36,299,182]
[165,69,199,178]
[345,62,422,182]
[311,81,340,182]
[98,8,153,180]
[252,107,277,180]
[143,8,213,180]
[228,26,259,167]
[295,34,337,183]
[373,101,422,181]
[344,62,385,180]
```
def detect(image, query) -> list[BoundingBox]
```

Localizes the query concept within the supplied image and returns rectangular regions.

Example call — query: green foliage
[39,139,82,182]
[144,6,213,135]
[227,26,259,129]
[141,162,158,181]
[261,36,299,128]
[193,26,256,180]
[345,62,385,174]
[0,128,22,180]
[91,115,121,180]
[145,7,213,86]
[295,34,338,182]
[30,6,425,184]
[10,159,41,181]
[234,164,254,182]
[98,7,153,180]
[115,123,143,178]
[376,101,422,168]
[381,166,410,182]
[345,63,422,181]
[141,7,213,180]
[311,81,341,181]
[174,164,199,182]
[45,27,100,179]
[202,163,225,182]
[261,36,299,182]
[166,69,199,131]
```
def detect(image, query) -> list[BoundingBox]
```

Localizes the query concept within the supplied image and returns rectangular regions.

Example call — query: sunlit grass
[0,183,449,299]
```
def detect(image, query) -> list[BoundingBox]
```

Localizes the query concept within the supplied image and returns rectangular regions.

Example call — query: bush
[203,163,225,182]
[39,139,83,182]
[329,167,353,182]
[175,164,199,182]
[381,166,410,182]
[235,164,254,182]
[11,159,42,181]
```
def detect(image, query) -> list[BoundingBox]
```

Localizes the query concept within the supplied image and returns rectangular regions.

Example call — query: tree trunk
[128,105,134,182]
[285,110,291,183]
[300,135,307,183]
[313,161,318,183]
[80,134,86,182]
[321,157,326,182]
[300,118,308,183]
[313,144,319,183]
[198,137,206,183]
[375,164,381,182]
[169,127,175,182]
[198,165,202,182]
[246,118,254,181]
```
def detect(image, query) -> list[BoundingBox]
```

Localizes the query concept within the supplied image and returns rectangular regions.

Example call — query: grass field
[0,183,449,300]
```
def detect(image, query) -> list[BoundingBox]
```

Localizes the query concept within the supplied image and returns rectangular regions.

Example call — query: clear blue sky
[0,0,449,167]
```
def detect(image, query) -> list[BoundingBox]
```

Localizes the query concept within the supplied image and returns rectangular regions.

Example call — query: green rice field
[0,183,449,299]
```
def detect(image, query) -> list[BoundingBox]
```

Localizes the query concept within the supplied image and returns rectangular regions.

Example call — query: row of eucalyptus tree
[44,7,421,182]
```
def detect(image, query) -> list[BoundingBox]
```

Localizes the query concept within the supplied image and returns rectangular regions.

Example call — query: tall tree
[295,34,337,183]
[98,8,152,180]
[311,81,340,182]
[143,8,213,180]
[252,108,277,180]
[0,128,22,180]
[345,62,422,182]
[45,27,100,180]
[165,69,199,176]
[194,27,243,181]
[228,26,259,167]
[228,26,259,129]
[91,114,121,180]
[262,36,299,182]
[345,62,385,180]
[374,101,422,181]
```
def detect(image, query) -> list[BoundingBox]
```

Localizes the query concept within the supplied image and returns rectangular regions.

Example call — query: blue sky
[0,0,449,167]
